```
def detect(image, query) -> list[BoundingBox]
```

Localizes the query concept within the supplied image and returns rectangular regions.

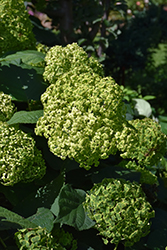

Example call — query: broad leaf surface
[54,184,95,230]
[146,208,167,250]
[133,98,152,117]
[28,207,54,232]
[0,65,46,101]
[0,206,37,229]
[13,173,64,217]
[0,50,45,66]
[7,110,43,125]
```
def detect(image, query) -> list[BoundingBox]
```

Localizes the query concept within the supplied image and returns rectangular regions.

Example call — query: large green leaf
[28,207,54,232]
[0,206,37,229]
[0,65,46,101]
[132,98,152,117]
[0,50,45,67]
[13,173,64,218]
[146,208,167,250]
[7,110,43,125]
[158,116,167,134]
[53,184,95,231]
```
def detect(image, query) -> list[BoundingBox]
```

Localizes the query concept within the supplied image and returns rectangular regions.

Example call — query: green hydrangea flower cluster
[43,43,104,84]
[0,122,46,186]
[83,178,155,248]
[116,118,167,184]
[36,43,50,54]
[15,227,57,250]
[116,118,166,166]
[15,227,77,250]
[0,92,15,122]
[0,0,36,55]
[35,71,125,169]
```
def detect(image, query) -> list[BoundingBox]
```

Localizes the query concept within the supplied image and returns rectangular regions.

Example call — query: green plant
[35,44,126,170]
[0,8,167,248]
[15,227,58,249]
[0,121,46,186]
[43,43,104,84]
[0,0,36,55]
[84,178,155,249]
[15,226,78,250]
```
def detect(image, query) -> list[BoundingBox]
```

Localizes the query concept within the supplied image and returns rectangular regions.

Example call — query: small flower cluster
[0,92,15,122]
[83,178,155,247]
[35,43,125,169]
[0,0,36,55]
[15,227,77,250]
[116,118,167,184]
[0,121,46,186]
[15,227,57,250]
[116,118,166,166]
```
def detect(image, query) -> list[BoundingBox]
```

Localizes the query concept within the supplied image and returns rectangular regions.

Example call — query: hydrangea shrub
[0,122,46,186]
[0,0,36,55]
[84,178,155,248]
[36,43,167,173]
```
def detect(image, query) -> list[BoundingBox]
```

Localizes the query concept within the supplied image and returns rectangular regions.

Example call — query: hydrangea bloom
[15,227,77,250]
[15,227,57,250]
[0,92,15,122]
[0,0,36,55]
[116,118,166,184]
[0,122,46,186]
[84,178,155,247]
[116,118,166,166]
[43,43,104,84]
[35,72,125,169]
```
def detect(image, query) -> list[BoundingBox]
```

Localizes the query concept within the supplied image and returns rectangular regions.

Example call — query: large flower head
[0,122,46,186]
[35,72,125,169]
[0,0,36,55]
[84,178,155,247]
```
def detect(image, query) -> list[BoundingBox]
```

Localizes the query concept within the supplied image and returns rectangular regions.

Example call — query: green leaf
[159,121,167,135]
[13,173,64,218]
[0,206,37,229]
[27,207,54,232]
[159,115,167,122]
[146,208,167,250]
[142,95,156,101]
[50,196,59,217]
[0,65,46,101]
[0,50,45,67]
[147,229,167,250]
[54,184,95,231]
[7,110,43,125]
[132,98,152,117]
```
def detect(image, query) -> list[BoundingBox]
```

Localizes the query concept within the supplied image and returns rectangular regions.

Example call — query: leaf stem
[0,237,7,249]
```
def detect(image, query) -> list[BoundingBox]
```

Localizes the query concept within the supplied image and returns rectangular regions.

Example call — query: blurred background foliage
[26,0,167,116]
